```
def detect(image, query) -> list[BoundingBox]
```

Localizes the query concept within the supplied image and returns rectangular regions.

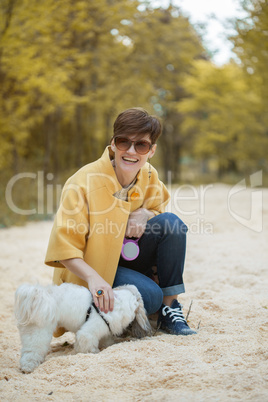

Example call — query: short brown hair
[113,107,162,144]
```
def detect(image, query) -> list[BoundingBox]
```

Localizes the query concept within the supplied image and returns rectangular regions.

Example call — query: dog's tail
[14,283,57,327]
[124,285,152,338]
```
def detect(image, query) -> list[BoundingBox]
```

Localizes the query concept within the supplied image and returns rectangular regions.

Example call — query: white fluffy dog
[15,282,151,373]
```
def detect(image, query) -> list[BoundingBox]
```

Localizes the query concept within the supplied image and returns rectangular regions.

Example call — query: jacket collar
[97,146,147,195]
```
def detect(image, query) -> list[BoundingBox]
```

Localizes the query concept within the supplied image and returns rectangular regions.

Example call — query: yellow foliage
[2,0,265,182]
[180,60,267,172]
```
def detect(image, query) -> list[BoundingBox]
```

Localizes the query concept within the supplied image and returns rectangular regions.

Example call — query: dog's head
[114,285,152,338]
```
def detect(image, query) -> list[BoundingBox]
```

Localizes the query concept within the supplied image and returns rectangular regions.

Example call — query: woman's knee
[113,266,163,314]
[149,212,188,238]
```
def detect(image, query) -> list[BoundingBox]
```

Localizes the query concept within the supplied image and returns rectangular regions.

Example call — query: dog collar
[85,302,111,332]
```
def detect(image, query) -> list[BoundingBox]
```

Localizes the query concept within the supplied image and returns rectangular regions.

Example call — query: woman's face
[111,134,156,181]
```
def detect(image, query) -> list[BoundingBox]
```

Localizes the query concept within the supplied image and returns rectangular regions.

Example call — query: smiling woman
[111,134,156,187]
[45,107,196,338]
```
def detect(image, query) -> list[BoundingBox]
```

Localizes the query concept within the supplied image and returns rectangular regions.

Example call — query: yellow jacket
[45,146,170,287]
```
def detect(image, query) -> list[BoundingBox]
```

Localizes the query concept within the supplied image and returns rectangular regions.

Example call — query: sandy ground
[0,184,267,401]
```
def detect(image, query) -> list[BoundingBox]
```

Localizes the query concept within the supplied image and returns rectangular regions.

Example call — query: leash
[85,302,111,332]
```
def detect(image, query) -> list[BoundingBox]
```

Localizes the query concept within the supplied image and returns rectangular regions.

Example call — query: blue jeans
[113,213,187,315]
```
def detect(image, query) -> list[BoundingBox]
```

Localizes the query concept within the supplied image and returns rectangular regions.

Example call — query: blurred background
[0,0,267,226]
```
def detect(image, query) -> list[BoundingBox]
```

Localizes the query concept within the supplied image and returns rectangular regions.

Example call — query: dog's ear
[130,316,152,338]
[115,284,152,338]
[131,288,152,338]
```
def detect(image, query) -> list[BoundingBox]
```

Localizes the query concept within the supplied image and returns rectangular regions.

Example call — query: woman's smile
[122,156,139,164]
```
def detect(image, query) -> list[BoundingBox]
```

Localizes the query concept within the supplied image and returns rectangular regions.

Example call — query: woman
[45,107,196,336]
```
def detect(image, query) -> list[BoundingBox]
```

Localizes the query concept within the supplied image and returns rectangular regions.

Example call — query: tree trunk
[43,116,51,178]
[75,105,83,168]
[12,137,19,175]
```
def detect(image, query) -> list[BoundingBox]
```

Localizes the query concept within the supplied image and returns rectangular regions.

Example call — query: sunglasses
[114,137,152,155]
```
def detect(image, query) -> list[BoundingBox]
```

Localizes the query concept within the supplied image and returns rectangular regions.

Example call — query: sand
[0,184,267,401]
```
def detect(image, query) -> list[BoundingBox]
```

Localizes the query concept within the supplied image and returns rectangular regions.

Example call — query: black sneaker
[157,299,197,335]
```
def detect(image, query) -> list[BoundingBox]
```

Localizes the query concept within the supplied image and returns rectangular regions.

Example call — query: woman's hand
[125,208,155,238]
[87,272,114,314]
[60,258,114,313]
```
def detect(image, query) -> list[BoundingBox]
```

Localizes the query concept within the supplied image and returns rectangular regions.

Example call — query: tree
[231,0,268,133]
[123,5,205,181]
[179,60,267,176]
[0,0,141,174]
[0,1,206,181]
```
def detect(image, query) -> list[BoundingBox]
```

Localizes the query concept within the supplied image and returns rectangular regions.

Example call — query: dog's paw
[74,342,100,354]
[74,330,102,354]
[20,354,44,373]
[20,361,39,373]
[89,346,100,354]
